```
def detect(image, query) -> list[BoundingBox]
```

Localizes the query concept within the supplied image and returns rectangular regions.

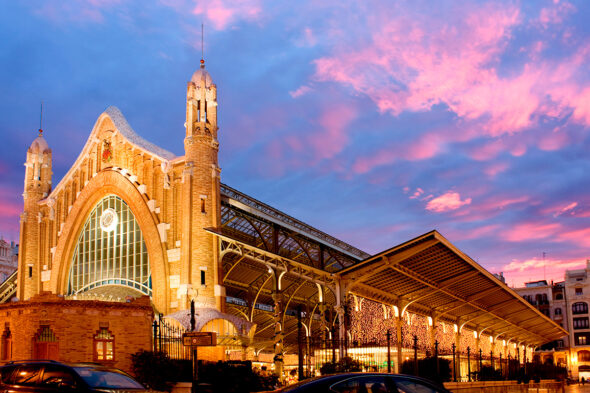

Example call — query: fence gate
[153,315,191,360]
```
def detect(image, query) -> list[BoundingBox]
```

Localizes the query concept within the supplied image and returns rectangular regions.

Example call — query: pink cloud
[484,162,509,177]
[538,128,570,151]
[312,1,590,156]
[501,256,585,287]
[426,191,472,213]
[469,139,506,161]
[306,104,358,161]
[553,202,578,217]
[538,1,576,28]
[558,227,590,248]
[192,0,261,30]
[408,188,424,200]
[502,222,562,242]
[289,85,313,98]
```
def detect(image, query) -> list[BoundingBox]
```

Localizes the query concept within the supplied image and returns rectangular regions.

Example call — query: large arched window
[67,195,151,296]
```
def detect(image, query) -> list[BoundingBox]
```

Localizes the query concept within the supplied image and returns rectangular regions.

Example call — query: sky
[1,0,590,287]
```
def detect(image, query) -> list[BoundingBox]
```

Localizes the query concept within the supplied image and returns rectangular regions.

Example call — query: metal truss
[0,271,17,303]
[210,229,337,290]
[221,183,368,263]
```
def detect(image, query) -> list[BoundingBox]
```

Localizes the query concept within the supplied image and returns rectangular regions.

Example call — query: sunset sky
[1,0,590,287]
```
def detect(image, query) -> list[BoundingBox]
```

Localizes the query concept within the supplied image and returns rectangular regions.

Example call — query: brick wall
[0,293,153,374]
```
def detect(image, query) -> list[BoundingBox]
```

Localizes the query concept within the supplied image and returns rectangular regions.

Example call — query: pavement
[566,384,590,393]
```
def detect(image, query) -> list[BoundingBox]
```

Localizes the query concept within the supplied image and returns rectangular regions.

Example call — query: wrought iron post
[507,354,512,380]
[152,320,158,352]
[158,313,163,352]
[413,335,418,376]
[434,340,439,376]
[190,300,196,331]
[331,325,336,363]
[297,306,304,380]
[386,330,392,373]
[491,350,494,369]
[467,346,471,382]
[451,343,457,382]
[479,349,483,377]
[499,352,502,379]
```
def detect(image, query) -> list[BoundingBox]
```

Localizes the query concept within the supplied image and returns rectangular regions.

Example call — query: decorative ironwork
[153,315,190,360]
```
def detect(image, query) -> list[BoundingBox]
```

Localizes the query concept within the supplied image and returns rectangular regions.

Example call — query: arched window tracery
[67,195,151,296]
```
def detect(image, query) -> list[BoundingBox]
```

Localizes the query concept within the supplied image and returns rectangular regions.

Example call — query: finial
[200,23,205,68]
[39,101,43,136]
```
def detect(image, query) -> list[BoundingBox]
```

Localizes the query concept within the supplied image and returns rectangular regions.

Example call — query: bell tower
[18,121,52,300]
[180,58,224,311]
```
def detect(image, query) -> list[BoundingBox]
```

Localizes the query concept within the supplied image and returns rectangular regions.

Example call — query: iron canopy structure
[338,230,567,347]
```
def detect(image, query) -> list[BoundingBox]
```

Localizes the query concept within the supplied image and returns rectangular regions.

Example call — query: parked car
[0,360,147,392]
[273,373,451,393]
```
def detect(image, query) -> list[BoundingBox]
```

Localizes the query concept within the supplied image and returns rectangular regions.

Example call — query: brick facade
[18,66,224,316]
[0,293,153,373]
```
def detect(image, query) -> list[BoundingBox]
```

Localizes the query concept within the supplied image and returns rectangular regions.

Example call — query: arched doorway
[33,326,59,360]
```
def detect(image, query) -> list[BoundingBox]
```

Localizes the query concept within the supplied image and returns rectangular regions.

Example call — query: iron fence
[152,315,191,360]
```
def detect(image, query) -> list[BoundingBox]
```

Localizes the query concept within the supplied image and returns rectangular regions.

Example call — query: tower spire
[200,23,205,69]
[39,101,43,136]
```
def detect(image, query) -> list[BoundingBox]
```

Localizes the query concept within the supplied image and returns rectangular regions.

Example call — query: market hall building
[0,60,566,377]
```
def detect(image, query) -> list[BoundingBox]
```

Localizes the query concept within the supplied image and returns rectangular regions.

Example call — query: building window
[67,195,151,296]
[556,293,563,300]
[33,326,59,360]
[573,302,588,314]
[577,288,584,295]
[580,350,590,362]
[576,333,590,346]
[555,308,562,316]
[1,325,11,361]
[574,317,589,329]
[93,328,114,362]
[201,270,206,286]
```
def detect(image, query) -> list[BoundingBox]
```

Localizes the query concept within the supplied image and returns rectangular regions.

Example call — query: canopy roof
[338,230,567,346]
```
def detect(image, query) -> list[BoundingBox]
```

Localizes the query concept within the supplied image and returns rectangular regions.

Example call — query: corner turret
[18,125,53,300]
[180,59,224,311]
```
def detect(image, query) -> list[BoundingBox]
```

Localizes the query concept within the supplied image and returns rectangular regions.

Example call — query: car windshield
[73,367,144,389]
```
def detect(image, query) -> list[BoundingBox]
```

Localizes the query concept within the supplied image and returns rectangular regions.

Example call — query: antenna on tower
[542,251,546,281]
[39,101,43,136]
[200,23,205,68]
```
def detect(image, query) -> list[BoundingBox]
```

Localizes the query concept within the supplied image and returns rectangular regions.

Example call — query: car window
[73,367,144,389]
[331,376,393,393]
[393,378,442,393]
[41,365,77,389]
[12,365,42,386]
[0,366,16,384]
